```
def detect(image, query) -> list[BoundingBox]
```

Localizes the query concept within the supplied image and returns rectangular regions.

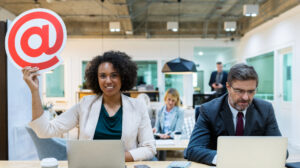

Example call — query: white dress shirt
[212,100,248,165]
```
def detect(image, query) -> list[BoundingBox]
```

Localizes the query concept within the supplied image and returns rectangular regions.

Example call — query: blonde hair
[164,88,181,106]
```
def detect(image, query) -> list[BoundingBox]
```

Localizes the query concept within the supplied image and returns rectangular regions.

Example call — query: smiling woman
[24,51,156,162]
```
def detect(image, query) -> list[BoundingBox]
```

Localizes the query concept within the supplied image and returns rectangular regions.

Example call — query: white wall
[49,38,237,108]
[237,5,300,150]
[194,47,236,93]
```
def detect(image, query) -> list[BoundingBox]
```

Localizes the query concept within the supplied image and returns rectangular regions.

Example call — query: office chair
[25,126,67,160]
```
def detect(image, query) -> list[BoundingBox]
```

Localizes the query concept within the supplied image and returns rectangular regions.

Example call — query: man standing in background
[209,62,228,96]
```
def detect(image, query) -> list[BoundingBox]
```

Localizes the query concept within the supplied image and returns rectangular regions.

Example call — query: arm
[29,101,80,138]
[170,108,184,138]
[209,72,214,88]
[264,103,289,158]
[129,100,156,161]
[184,106,216,165]
[265,104,281,136]
[154,108,162,134]
[24,67,79,138]
[22,67,43,121]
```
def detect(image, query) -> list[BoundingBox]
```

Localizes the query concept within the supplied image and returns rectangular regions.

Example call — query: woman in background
[23,51,156,161]
[153,88,184,139]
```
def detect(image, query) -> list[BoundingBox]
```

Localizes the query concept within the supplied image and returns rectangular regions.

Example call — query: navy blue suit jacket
[184,94,282,165]
[209,71,228,94]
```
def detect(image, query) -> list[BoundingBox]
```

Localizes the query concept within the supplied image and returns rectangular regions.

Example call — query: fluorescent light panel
[109,22,120,32]
[243,4,259,17]
[224,21,236,32]
[167,22,179,32]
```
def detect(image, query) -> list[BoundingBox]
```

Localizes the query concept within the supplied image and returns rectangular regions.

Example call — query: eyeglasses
[230,86,257,96]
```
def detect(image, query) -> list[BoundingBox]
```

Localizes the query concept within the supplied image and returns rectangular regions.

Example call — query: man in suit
[184,63,282,165]
[209,62,228,96]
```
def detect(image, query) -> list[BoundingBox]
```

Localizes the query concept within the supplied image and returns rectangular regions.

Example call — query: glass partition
[247,52,274,100]
[46,65,65,97]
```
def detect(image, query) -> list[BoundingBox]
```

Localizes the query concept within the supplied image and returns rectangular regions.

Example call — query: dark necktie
[236,112,244,136]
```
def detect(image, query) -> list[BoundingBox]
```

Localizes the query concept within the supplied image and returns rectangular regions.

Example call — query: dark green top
[93,104,122,140]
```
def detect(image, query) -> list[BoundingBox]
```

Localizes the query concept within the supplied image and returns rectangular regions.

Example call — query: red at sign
[5,8,66,73]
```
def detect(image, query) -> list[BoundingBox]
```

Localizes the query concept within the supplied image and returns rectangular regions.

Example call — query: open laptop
[67,140,125,168]
[217,136,288,168]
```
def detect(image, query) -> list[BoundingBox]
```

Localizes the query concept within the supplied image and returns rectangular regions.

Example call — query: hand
[22,66,40,92]
[217,83,223,89]
[125,151,134,162]
[152,128,156,133]
[159,134,170,139]
[212,83,218,89]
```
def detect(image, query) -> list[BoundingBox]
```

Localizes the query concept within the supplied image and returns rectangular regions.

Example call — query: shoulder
[175,107,184,114]
[79,95,100,105]
[201,94,227,115]
[252,98,273,110]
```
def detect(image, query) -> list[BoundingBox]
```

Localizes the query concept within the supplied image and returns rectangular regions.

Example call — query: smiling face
[98,62,121,97]
[226,80,257,111]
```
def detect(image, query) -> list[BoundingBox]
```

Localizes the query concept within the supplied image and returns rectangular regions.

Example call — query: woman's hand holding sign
[22,66,40,93]
[22,66,44,120]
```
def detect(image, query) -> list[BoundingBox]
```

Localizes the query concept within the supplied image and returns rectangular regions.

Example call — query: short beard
[229,95,251,111]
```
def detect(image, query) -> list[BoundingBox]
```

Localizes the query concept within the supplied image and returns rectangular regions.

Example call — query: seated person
[153,88,184,139]
[184,63,283,165]
[24,51,156,161]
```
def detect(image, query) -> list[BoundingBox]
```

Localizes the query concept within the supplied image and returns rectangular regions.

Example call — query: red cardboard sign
[5,8,66,73]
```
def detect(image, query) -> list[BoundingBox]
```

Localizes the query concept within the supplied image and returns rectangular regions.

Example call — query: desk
[156,140,189,151]
[0,161,210,168]
[77,90,159,102]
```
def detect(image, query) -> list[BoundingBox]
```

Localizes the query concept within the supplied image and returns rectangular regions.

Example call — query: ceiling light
[224,21,236,32]
[198,51,203,56]
[167,22,178,32]
[162,58,197,74]
[243,4,259,17]
[109,22,120,32]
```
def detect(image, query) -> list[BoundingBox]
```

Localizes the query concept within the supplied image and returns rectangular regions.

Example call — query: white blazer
[29,94,156,161]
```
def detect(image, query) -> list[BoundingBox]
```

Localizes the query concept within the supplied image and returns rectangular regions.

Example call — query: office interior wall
[50,38,237,108]
[237,4,300,150]
[193,47,236,93]
[0,7,15,21]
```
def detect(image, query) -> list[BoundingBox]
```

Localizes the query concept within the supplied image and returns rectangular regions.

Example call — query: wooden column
[0,21,8,160]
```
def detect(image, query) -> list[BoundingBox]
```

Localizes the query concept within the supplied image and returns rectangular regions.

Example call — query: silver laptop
[67,140,125,168]
[217,136,288,168]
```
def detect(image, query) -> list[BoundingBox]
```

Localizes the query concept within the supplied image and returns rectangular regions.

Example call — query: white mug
[41,158,58,168]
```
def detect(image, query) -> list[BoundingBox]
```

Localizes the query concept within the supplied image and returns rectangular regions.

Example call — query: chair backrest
[182,116,195,139]
[137,93,156,127]
[25,126,67,160]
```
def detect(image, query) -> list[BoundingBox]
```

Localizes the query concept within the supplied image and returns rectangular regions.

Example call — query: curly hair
[85,51,137,95]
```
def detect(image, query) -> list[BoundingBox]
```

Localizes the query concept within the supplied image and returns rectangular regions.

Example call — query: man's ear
[226,82,230,90]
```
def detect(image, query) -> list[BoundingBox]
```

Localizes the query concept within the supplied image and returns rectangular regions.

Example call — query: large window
[165,74,183,97]
[46,65,64,97]
[283,53,292,102]
[246,52,274,100]
[135,61,157,89]
[193,71,204,93]
[82,61,88,88]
